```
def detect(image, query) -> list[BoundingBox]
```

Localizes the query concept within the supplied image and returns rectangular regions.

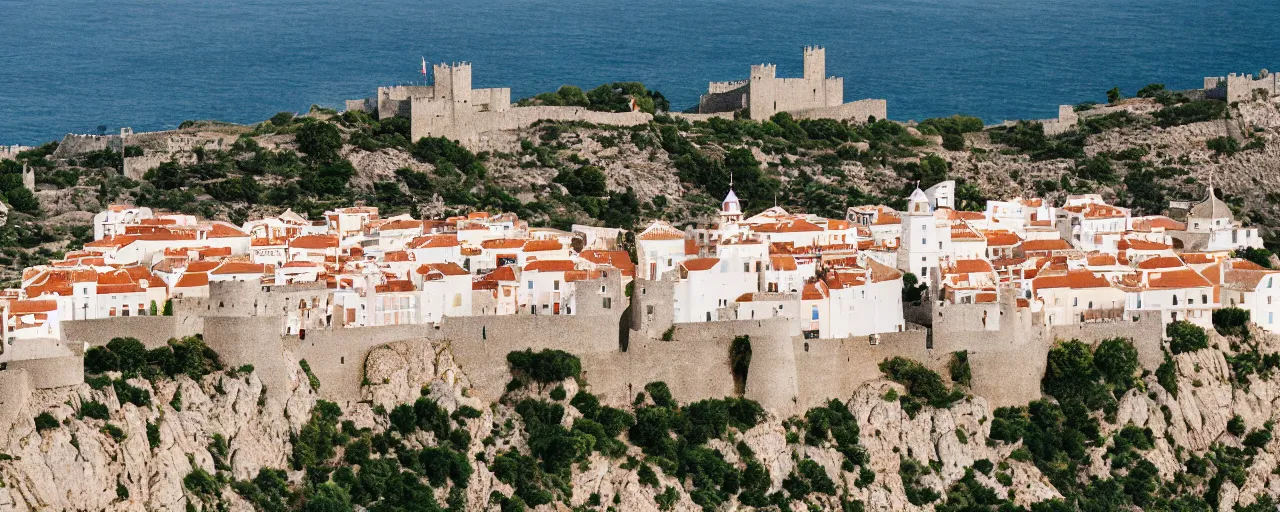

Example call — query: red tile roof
[681,258,720,272]
[524,260,576,273]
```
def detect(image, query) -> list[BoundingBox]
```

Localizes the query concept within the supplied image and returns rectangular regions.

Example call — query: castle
[698,47,887,122]
[345,62,651,147]
[1204,69,1280,103]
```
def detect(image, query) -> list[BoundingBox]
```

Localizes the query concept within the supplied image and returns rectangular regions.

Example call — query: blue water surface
[1,0,1278,144]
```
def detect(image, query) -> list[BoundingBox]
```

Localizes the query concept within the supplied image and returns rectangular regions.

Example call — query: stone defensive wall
[5,355,83,389]
[1049,311,1165,369]
[669,112,736,123]
[411,105,652,145]
[62,316,193,349]
[791,98,888,123]
[0,369,32,435]
[437,312,626,403]
[792,328,933,411]
[10,277,1176,431]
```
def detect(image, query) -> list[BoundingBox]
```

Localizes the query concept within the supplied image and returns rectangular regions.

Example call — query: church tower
[897,187,939,281]
[719,188,743,226]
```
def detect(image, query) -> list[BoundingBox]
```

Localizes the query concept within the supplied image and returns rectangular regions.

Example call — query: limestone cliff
[5,335,1280,511]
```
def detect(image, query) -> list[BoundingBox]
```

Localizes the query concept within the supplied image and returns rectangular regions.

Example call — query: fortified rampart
[1205,70,1279,103]
[0,369,32,436]
[62,316,190,349]
[5,355,83,389]
[347,63,651,148]
[698,47,886,123]
[5,279,1181,435]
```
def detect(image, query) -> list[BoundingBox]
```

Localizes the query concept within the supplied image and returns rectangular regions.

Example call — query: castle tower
[432,63,473,104]
[803,46,826,82]
[897,187,939,281]
[21,163,34,192]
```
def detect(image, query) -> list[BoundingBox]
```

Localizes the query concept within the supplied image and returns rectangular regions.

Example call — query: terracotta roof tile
[524,260,576,273]
[680,258,720,272]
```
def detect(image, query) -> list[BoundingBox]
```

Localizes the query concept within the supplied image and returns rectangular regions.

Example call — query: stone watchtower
[803,46,826,83]
[433,62,473,105]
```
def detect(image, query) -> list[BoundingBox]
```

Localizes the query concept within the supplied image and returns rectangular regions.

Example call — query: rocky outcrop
[10,335,1280,511]
[0,366,315,511]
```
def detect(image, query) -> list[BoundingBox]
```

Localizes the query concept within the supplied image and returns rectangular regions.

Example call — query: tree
[1107,87,1122,104]
[901,272,927,303]
[303,483,353,512]
[295,122,343,162]
[106,337,148,375]
[1233,247,1274,269]
[3,187,40,214]
[1167,321,1209,354]
[1092,337,1139,390]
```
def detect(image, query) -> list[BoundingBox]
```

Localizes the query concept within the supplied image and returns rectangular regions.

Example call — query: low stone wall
[792,99,888,123]
[62,316,181,349]
[6,356,83,389]
[670,112,736,123]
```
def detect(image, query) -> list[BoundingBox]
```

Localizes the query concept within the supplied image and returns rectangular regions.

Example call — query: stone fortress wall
[698,47,887,123]
[1205,70,1280,103]
[343,62,652,147]
[1,274,1181,436]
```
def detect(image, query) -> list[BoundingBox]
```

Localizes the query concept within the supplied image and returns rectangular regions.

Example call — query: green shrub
[506,349,582,385]
[1213,307,1251,337]
[100,423,126,442]
[948,350,971,387]
[899,457,941,505]
[1167,321,1209,354]
[1153,100,1227,127]
[299,359,321,390]
[1228,415,1246,437]
[183,467,221,503]
[878,357,964,414]
[1207,136,1240,156]
[79,400,110,420]
[34,412,59,432]
[1156,353,1179,398]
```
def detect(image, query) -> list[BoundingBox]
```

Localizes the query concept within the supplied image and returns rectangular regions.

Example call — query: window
[811,306,819,320]
[1073,297,1078,307]
[1172,295,1178,306]
[527,281,533,289]
[1202,294,1208,304]
[553,280,560,291]
[603,298,612,309]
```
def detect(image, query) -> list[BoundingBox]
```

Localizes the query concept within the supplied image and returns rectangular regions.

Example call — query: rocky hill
[5,318,1280,511]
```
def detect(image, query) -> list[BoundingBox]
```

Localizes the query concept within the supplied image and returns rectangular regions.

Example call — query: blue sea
[2,0,1278,145]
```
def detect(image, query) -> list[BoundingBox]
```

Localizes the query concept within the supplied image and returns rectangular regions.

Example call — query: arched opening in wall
[730,335,752,396]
